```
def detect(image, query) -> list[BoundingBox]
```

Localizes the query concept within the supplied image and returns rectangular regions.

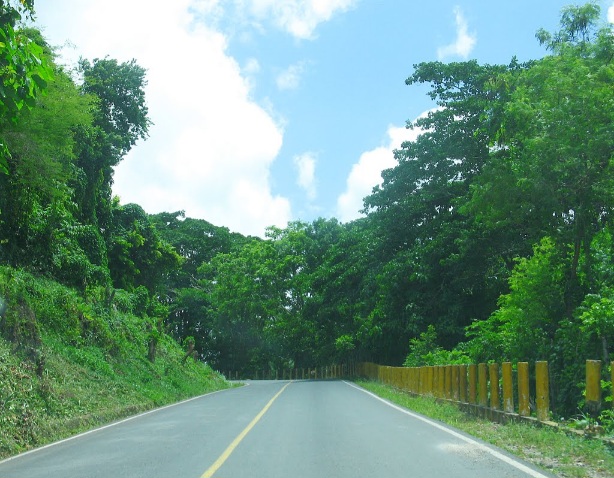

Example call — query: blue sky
[34,1,614,236]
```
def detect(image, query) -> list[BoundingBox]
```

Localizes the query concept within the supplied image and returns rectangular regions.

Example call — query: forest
[0,1,613,417]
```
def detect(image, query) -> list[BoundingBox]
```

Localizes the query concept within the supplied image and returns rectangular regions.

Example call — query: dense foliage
[1,3,612,418]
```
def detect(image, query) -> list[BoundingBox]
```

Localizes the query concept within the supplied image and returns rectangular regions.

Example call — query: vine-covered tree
[72,57,151,235]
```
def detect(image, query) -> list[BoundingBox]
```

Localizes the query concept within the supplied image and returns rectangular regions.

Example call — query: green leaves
[78,57,151,160]
[0,23,53,173]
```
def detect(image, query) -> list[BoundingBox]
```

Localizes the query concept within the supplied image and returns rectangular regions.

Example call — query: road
[0,380,555,478]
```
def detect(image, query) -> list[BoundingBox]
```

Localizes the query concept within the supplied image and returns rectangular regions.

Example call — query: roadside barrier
[356,360,614,424]
[224,360,613,424]
[224,363,356,382]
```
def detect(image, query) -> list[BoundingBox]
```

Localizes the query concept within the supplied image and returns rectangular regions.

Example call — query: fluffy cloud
[336,122,425,223]
[35,0,292,237]
[35,0,358,237]
[437,6,476,60]
[608,2,614,24]
[243,0,357,39]
[293,153,317,200]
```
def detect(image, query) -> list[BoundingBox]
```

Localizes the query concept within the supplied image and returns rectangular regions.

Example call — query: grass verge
[356,380,614,478]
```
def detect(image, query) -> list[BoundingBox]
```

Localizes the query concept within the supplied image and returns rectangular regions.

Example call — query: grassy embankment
[357,381,614,478]
[0,267,230,460]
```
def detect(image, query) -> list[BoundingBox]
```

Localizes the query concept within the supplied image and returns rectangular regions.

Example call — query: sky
[33,1,614,237]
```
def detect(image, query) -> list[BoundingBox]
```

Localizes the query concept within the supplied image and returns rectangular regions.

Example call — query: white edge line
[343,381,553,478]
[0,386,238,466]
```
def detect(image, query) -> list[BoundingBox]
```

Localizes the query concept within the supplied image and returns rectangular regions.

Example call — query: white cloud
[35,0,291,237]
[241,0,357,39]
[608,2,614,24]
[336,118,428,223]
[293,153,317,200]
[437,6,476,60]
[276,62,307,90]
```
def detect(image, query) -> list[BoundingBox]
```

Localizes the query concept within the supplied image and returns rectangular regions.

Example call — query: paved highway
[0,380,555,477]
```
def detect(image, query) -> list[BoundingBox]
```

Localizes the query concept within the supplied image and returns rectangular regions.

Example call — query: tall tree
[304,218,379,364]
[459,3,614,414]
[149,211,245,353]
[0,28,105,290]
[107,202,181,295]
[363,60,520,363]
[467,2,614,316]
[73,58,151,234]
[0,1,52,174]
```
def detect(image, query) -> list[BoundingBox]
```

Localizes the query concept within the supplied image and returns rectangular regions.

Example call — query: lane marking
[344,381,554,478]
[201,381,292,478]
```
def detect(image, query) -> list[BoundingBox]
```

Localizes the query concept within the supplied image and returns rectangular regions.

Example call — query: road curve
[0,380,555,478]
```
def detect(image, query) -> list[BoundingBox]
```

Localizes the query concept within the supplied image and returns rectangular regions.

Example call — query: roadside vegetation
[1,0,613,460]
[358,381,614,478]
[0,267,228,459]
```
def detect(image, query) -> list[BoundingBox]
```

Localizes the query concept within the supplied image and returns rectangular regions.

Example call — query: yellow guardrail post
[489,363,500,410]
[418,367,423,395]
[468,364,477,404]
[535,361,549,421]
[502,362,514,413]
[585,360,602,414]
[459,364,467,403]
[427,366,434,397]
[431,367,437,397]
[517,362,530,416]
[445,365,452,399]
[407,367,412,392]
[438,365,445,398]
[478,363,488,407]
[452,365,460,401]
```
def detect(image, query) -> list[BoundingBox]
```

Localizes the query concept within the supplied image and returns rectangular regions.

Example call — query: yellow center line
[201,381,293,478]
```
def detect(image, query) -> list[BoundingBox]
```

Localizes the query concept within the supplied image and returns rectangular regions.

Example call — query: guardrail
[356,360,614,424]
[224,363,357,381]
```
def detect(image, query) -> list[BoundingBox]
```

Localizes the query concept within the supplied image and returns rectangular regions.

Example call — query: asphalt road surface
[0,380,556,478]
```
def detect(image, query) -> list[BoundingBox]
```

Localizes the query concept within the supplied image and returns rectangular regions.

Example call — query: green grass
[356,381,614,478]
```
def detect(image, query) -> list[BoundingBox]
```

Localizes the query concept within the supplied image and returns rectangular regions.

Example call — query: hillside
[0,267,229,459]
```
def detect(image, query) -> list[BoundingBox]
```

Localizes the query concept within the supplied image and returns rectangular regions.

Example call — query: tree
[0,29,104,290]
[457,3,614,415]
[150,211,237,289]
[201,238,280,373]
[0,1,52,174]
[468,2,614,315]
[73,57,151,233]
[305,218,379,364]
[362,60,519,363]
[149,211,247,359]
[107,202,181,294]
[465,237,566,362]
